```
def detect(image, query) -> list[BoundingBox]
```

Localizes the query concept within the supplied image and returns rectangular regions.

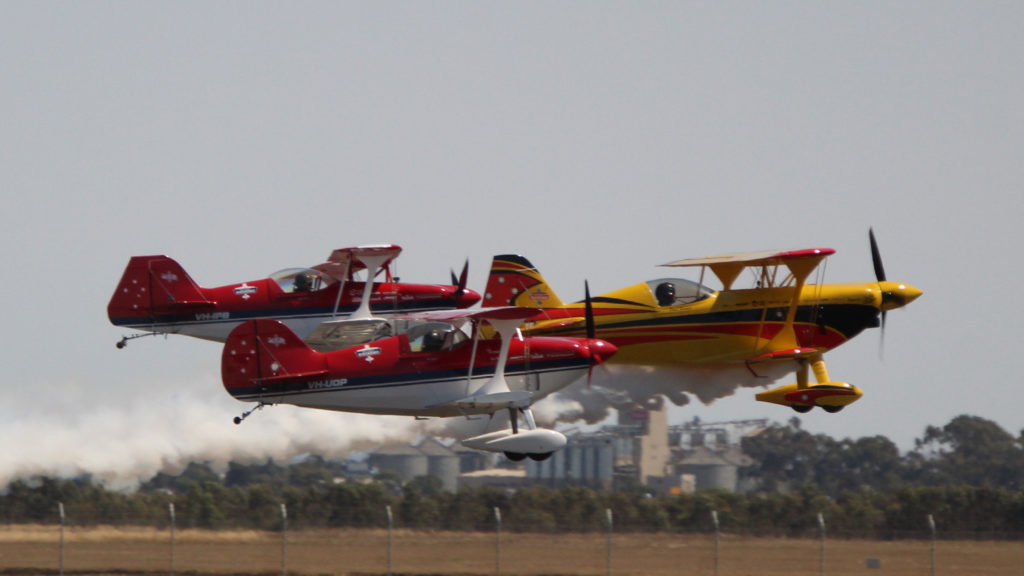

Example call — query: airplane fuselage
[108,255,480,343]
[523,282,895,366]
[222,327,601,417]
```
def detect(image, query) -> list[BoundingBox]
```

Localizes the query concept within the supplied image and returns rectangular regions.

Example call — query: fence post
[711,510,720,576]
[817,512,826,576]
[494,507,502,576]
[280,503,288,576]
[605,508,613,576]
[927,514,936,576]
[169,503,176,576]
[57,502,65,576]
[386,505,393,576]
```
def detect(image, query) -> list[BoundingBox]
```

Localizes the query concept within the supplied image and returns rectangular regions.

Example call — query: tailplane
[483,255,564,309]
[108,255,213,324]
[221,319,327,398]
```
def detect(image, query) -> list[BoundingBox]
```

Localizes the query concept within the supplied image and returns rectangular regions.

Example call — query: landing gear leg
[234,402,267,425]
[116,332,166,349]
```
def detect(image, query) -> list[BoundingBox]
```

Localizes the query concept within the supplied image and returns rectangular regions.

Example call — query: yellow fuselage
[523,281,915,367]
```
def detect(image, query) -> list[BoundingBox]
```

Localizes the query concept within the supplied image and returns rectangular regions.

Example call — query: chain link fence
[2,502,1021,576]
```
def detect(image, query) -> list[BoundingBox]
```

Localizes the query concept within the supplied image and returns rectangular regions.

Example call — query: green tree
[912,415,1024,489]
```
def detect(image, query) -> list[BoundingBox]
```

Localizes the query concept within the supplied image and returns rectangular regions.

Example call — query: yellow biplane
[482,231,921,413]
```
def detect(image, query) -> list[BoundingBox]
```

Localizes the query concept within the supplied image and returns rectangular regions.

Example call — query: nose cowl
[879,281,922,310]
[583,339,618,362]
[457,288,483,308]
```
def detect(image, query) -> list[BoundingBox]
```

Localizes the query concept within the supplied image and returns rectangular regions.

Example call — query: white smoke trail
[534,362,793,425]
[2,358,792,490]
[0,370,421,491]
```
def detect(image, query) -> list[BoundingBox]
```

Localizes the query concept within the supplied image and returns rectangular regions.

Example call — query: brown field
[0,525,1021,576]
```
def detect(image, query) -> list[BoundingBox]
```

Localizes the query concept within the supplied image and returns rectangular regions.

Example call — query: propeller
[867,228,923,358]
[584,280,595,340]
[583,280,607,387]
[450,259,469,299]
[869,227,888,335]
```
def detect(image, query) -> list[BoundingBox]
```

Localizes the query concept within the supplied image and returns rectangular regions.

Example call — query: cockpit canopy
[269,268,333,294]
[405,321,470,352]
[645,278,714,306]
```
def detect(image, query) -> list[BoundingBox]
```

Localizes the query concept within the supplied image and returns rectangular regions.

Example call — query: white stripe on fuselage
[120,307,455,342]
[233,365,588,418]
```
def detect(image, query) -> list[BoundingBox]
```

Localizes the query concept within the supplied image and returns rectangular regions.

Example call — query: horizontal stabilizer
[253,369,330,385]
[108,255,213,322]
[159,299,216,309]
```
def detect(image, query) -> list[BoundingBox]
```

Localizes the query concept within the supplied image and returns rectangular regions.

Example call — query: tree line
[1,414,1022,538]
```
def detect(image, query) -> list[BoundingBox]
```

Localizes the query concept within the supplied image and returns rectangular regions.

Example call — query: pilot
[655,282,676,306]
[293,272,315,292]
[422,329,446,351]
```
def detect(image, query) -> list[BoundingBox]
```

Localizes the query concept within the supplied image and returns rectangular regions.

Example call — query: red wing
[662,248,834,269]
[402,306,540,323]
[314,244,402,280]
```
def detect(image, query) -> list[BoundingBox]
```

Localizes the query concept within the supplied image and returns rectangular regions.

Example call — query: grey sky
[2,2,1021,486]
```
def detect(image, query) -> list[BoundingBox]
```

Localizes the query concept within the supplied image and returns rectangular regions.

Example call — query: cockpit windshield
[405,321,470,352]
[646,278,714,306]
[269,268,333,294]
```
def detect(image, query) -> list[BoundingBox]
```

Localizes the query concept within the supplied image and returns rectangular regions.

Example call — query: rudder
[107,255,211,325]
[483,254,564,309]
[221,319,327,398]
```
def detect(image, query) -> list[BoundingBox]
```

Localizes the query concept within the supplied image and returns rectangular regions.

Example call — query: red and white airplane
[109,245,480,349]
[221,307,617,461]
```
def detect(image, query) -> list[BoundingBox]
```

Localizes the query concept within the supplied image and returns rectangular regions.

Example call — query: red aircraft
[109,245,480,348]
[221,307,617,460]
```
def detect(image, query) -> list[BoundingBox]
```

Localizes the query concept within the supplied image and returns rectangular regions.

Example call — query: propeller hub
[878,281,922,310]
[583,339,618,362]
[456,288,482,308]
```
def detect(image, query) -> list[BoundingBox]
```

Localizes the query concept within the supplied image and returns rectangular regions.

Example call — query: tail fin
[483,255,564,309]
[221,319,327,398]
[107,256,212,324]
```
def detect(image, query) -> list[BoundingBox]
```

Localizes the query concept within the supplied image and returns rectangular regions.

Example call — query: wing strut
[330,260,352,319]
[350,253,391,320]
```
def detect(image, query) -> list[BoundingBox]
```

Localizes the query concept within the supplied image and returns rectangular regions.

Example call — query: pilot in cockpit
[421,328,447,351]
[293,272,315,292]
[655,282,676,306]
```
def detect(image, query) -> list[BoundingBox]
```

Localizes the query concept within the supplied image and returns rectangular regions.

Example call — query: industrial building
[364,400,765,494]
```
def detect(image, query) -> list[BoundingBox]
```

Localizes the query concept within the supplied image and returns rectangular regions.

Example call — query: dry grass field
[0,525,1021,576]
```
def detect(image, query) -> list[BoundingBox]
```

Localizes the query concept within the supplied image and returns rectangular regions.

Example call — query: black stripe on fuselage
[110,300,458,328]
[227,360,588,400]
[547,304,879,340]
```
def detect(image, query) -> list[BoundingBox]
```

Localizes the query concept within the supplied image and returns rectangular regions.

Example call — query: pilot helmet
[294,272,313,292]
[655,282,676,306]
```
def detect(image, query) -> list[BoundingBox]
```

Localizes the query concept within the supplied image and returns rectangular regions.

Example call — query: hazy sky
[3,2,1022,487]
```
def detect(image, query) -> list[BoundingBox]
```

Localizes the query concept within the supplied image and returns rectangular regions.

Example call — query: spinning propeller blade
[869,227,887,283]
[450,259,469,298]
[583,280,608,387]
[584,280,595,340]
[869,228,888,343]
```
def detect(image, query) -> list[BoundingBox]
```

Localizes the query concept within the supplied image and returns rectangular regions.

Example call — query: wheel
[790,404,813,413]
[821,405,844,413]
[528,452,553,461]
[504,452,527,461]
